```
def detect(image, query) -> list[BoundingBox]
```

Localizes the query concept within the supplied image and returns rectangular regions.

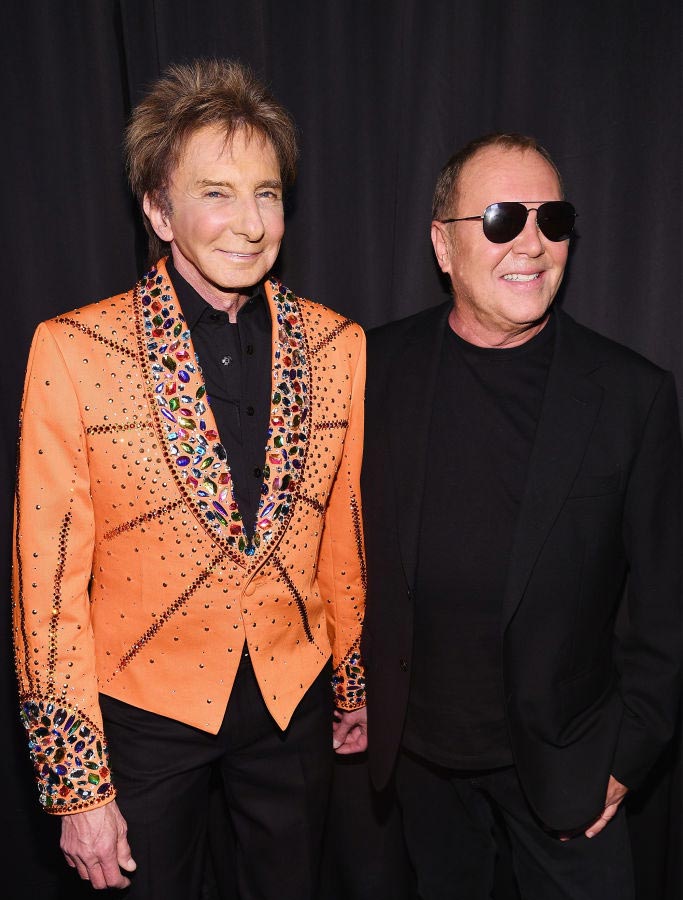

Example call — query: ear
[143,192,174,243]
[430,221,452,274]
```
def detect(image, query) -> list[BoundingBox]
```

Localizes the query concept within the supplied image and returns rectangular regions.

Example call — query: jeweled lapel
[134,261,310,571]
[256,276,311,555]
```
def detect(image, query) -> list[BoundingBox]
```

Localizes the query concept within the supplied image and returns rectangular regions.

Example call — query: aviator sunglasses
[438,200,577,244]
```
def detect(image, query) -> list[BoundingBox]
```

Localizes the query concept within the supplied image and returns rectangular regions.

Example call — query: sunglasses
[438,200,577,244]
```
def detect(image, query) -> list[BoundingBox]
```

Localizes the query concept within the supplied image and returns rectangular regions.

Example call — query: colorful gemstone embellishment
[21,699,113,810]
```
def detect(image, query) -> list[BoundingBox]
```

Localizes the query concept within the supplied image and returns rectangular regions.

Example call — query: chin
[515,298,553,322]
[212,268,266,292]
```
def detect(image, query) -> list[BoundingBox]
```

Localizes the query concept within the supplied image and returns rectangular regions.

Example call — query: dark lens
[482,202,529,243]
[537,201,576,241]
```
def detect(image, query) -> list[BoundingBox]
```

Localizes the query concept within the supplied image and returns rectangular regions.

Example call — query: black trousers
[395,750,634,900]
[100,652,333,900]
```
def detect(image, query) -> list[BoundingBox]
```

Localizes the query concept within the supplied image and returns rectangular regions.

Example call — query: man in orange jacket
[13,58,367,899]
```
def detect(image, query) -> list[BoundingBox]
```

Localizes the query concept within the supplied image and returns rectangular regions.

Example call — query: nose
[232,197,266,242]
[512,208,544,256]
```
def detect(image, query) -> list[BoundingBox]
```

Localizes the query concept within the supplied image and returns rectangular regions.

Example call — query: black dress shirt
[167,260,272,539]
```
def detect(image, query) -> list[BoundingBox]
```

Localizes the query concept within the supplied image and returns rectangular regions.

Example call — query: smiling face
[431,146,569,347]
[144,124,284,311]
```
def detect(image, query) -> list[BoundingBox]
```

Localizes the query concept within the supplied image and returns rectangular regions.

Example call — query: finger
[585,818,606,839]
[585,804,617,839]
[332,721,352,749]
[88,860,130,891]
[337,726,357,748]
[603,801,619,818]
[584,811,603,839]
[333,723,358,752]
[119,853,137,873]
[73,859,91,881]
[334,726,367,754]
[99,856,132,890]
[116,832,137,873]
[86,861,108,891]
[339,737,367,754]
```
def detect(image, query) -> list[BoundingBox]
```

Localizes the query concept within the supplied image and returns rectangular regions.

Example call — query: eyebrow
[195,178,283,190]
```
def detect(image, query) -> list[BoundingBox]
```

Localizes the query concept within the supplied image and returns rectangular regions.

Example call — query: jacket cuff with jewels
[20,697,115,814]
[332,643,366,710]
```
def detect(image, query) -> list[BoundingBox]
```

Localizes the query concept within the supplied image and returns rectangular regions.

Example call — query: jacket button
[399,658,408,672]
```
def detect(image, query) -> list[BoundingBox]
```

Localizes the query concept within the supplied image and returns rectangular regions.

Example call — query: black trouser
[395,749,634,900]
[100,652,333,900]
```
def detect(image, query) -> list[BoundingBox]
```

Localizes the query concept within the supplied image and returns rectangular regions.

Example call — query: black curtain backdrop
[2,2,681,898]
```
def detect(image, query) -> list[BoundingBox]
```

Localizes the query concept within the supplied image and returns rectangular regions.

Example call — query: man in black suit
[361,133,681,899]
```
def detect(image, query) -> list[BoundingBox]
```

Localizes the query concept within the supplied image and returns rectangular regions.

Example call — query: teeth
[503,273,540,282]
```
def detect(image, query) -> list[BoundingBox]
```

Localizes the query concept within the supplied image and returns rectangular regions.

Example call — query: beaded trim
[349,491,367,592]
[115,552,226,672]
[86,420,153,436]
[315,419,349,430]
[308,318,355,357]
[47,513,71,697]
[12,420,34,693]
[55,317,137,359]
[298,493,325,515]
[271,552,314,643]
[103,499,186,541]
[135,266,310,566]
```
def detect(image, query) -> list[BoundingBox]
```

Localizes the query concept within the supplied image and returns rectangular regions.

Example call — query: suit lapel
[388,302,451,589]
[135,260,311,571]
[501,310,604,630]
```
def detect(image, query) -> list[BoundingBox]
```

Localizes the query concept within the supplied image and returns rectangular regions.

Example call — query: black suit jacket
[361,302,682,832]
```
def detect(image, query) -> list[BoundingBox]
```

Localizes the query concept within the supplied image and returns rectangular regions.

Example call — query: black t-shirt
[402,315,555,769]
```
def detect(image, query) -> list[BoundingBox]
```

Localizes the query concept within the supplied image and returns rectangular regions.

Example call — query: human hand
[332,706,368,754]
[584,775,629,839]
[60,800,136,889]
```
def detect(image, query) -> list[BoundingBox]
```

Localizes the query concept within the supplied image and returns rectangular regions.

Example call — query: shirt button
[253,467,262,478]
[246,406,255,416]
[246,344,254,355]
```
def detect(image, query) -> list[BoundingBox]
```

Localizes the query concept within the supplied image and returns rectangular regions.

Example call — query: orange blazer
[13,259,366,814]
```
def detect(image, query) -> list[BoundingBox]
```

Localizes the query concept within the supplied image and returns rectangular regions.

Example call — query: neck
[171,250,250,323]
[448,306,550,349]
